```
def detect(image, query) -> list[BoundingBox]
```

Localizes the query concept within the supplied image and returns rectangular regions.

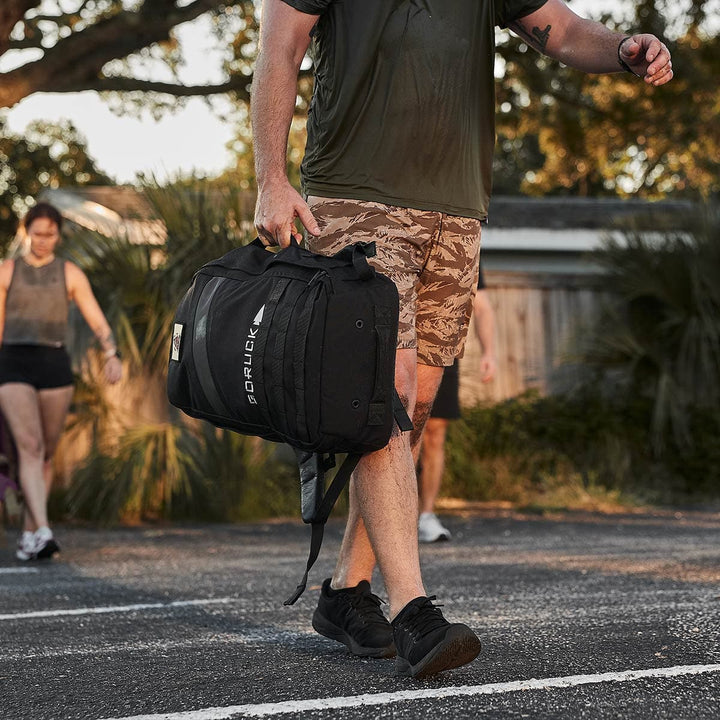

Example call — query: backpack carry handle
[350,242,376,280]
[250,235,302,251]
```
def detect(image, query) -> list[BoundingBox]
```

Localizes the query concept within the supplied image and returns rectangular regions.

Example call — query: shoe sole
[312,610,397,658]
[419,533,451,543]
[36,539,60,560]
[395,625,482,679]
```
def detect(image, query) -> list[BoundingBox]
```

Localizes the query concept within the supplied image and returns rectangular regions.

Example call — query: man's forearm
[251,1,316,189]
[251,49,302,190]
[510,14,626,74]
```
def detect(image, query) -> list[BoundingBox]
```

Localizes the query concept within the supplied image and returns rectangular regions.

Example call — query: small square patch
[171,323,184,361]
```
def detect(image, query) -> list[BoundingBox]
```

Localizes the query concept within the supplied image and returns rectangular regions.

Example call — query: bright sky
[3,15,238,184]
[0,0,672,185]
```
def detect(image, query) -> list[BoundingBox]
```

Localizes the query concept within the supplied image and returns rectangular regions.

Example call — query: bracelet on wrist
[617,36,636,75]
[104,348,121,360]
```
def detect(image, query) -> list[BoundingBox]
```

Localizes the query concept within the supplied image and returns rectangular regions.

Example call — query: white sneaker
[15,531,38,561]
[418,512,451,543]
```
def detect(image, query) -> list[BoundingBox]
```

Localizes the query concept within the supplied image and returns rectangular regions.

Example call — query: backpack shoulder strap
[285,451,362,605]
[285,391,411,606]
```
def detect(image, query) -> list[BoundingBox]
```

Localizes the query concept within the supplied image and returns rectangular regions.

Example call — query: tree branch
[0,0,228,108]
[8,36,44,50]
[68,75,254,102]
[63,64,313,102]
[0,0,40,56]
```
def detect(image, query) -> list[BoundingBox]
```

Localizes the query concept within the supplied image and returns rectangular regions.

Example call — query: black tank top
[3,257,69,347]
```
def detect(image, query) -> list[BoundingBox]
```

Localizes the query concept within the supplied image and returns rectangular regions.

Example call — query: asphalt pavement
[1,507,719,719]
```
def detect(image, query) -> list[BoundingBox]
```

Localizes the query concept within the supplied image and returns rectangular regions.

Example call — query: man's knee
[394,348,418,413]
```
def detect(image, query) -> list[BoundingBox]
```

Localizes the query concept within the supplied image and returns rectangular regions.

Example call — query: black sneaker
[312,578,396,658]
[34,527,60,560]
[392,596,481,678]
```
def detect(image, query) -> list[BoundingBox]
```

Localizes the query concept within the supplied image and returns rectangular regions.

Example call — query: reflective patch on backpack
[244,304,265,406]
[171,323,184,361]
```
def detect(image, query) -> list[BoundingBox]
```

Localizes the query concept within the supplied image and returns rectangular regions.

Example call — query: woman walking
[0,202,122,560]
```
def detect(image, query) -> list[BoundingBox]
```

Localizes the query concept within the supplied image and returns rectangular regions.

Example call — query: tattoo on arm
[509,20,553,54]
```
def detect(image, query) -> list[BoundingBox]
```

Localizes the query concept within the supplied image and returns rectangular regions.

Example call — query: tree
[577,204,720,453]
[0,1,296,110]
[4,1,717,201]
[0,117,112,252]
[494,0,720,199]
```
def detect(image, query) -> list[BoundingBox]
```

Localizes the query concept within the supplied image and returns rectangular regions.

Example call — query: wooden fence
[460,271,606,407]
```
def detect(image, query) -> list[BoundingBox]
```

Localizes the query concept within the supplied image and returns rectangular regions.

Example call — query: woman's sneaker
[34,526,60,559]
[392,596,481,678]
[312,578,396,658]
[16,527,60,561]
[418,512,451,543]
[15,531,38,561]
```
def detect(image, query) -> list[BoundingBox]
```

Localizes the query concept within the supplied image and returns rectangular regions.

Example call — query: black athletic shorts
[430,359,461,420]
[0,344,74,390]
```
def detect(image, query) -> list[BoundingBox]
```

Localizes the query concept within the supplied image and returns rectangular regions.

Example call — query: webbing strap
[393,389,413,432]
[269,281,306,435]
[251,278,290,430]
[284,452,362,606]
[292,284,322,444]
[192,277,231,416]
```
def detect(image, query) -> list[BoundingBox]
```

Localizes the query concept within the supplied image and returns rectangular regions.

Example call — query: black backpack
[167,238,412,603]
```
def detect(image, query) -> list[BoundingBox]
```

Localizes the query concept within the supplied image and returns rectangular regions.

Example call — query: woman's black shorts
[430,359,461,420]
[0,345,74,390]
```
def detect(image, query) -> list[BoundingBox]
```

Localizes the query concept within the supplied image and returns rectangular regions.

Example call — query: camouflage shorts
[305,196,482,367]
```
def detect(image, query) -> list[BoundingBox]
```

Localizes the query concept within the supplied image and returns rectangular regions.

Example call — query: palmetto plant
[577,202,720,453]
[60,179,296,522]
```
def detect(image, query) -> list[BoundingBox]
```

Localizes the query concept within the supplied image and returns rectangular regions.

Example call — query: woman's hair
[22,202,63,233]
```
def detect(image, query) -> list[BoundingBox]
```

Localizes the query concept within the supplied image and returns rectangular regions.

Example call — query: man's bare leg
[411,363,446,457]
[331,351,444,619]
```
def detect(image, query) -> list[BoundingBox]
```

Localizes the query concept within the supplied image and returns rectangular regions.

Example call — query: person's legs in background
[415,360,460,542]
[417,416,452,542]
[0,383,53,559]
[38,385,74,508]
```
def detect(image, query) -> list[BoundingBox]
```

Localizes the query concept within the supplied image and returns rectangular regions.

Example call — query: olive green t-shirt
[281,0,548,220]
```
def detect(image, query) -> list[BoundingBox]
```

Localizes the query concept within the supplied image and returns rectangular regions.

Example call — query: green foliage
[0,118,111,254]
[59,178,300,524]
[444,204,720,505]
[494,0,720,199]
[445,390,640,505]
[578,205,720,451]
[65,420,298,523]
[62,177,251,374]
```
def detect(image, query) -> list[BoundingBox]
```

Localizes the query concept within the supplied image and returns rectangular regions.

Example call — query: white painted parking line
[0,597,236,621]
[0,567,39,574]
[99,664,720,720]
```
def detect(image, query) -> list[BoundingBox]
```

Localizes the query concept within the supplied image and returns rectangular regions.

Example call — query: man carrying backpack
[252,0,673,678]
